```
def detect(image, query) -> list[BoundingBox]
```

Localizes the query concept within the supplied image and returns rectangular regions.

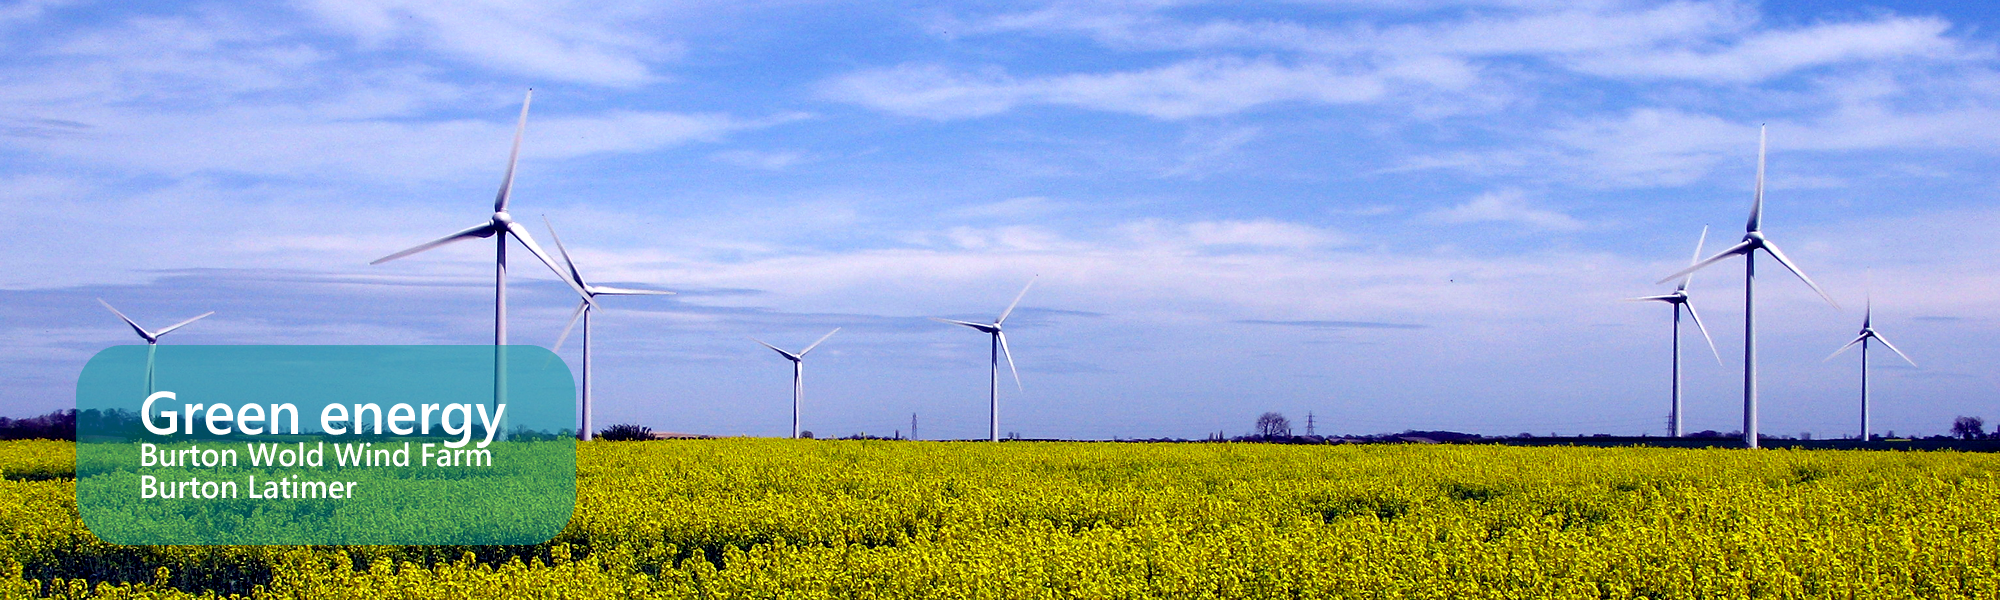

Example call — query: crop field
[1,439,1997,598]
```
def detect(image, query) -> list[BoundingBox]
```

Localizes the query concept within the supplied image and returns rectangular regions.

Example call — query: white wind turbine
[1825,285,1915,441]
[1628,226,1724,438]
[1658,125,1839,449]
[932,276,1034,442]
[753,328,841,439]
[98,299,213,394]
[369,90,594,407]
[544,216,675,441]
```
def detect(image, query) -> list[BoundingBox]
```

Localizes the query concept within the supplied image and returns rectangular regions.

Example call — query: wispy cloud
[1423,189,1585,231]
[9,106,795,179]
[821,57,1419,120]
[1567,16,1969,83]
[295,0,683,87]
[711,149,811,171]
[1239,319,1425,330]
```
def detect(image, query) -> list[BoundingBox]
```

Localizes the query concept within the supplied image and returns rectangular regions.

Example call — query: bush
[595,424,653,441]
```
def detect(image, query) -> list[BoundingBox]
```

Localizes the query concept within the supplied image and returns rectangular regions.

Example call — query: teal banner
[75,345,577,545]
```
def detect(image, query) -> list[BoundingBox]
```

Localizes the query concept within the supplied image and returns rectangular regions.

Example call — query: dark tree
[1951,416,1986,440]
[596,423,654,441]
[1255,412,1291,439]
[0,409,76,440]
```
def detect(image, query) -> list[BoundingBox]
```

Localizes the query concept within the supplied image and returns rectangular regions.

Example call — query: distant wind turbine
[544,216,675,441]
[369,90,593,407]
[1627,226,1723,438]
[98,299,213,394]
[753,328,841,439]
[932,276,1035,442]
[1658,125,1839,449]
[1825,285,1915,441]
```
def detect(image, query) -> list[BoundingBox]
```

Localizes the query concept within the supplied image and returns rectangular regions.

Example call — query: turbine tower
[98,299,212,394]
[545,217,675,441]
[932,276,1035,442]
[753,328,841,439]
[369,90,593,408]
[1825,290,1915,441]
[1627,226,1723,437]
[1658,125,1839,448]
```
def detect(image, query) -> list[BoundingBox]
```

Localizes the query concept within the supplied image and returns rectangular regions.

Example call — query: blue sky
[3,0,1998,439]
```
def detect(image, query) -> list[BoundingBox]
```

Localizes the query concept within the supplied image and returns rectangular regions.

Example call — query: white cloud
[947,196,1074,219]
[711,149,811,171]
[7,107,783,180]
[294,0,680,87]
[960,1,1745,58]
[1424,189,1585,231]
[0,0,80,28]
[1542,107,1750,187]
[1568,15,1968,83]
[1162,125,1261,178]
[823,57,1425,120]
[1182,219,1347,249]
[933,1,1987,125]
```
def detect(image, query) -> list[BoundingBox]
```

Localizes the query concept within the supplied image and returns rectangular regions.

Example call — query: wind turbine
[369,90,593,408]
[1627,226,1723,438]
[544,216,675,441]
[753,328,841,439]
[932,276,1034,442]
[1658,125,1839,449]
[98,299,213,394]
[1825,287,1915,441]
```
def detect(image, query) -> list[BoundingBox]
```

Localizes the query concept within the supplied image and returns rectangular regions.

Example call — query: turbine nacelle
[98,299,213,345]
[934,276,1037,441]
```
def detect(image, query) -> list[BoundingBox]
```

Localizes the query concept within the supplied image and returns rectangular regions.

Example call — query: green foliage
[595,424,653,442]
[2,440,1999,598]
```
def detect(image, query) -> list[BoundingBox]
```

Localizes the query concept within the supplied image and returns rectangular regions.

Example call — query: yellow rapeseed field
[1,439,1996,598]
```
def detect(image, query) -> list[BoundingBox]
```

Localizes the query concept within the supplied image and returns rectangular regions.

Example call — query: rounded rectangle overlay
[75,345,578,546]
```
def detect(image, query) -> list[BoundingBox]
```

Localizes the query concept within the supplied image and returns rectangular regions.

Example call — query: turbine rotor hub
[494,211,514,224]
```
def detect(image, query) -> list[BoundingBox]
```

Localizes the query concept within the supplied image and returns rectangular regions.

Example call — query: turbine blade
[1683,301,1722,366]
[1748,124,1765,232]
[1824,334,1867,362]
[996,276,1037,325]
[541,215,586,290]
[506,221,597,307]
[551,301,588,353]
[998,331,1022,392]
[930,317,996,332]
[495,89,531,213]
[1681,225,1708,292]
[97,299,154,341]
[1863,270,1873,328]
[151,311,214,338]
[753,339,800,362]
[1872,333,1917,367]
[371,222,498,264]
[798,327,840,357]
[1758,240,1839,309]
[1656,239,1755,284]
[1625,295,1678,303]
[586,286,675,296]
